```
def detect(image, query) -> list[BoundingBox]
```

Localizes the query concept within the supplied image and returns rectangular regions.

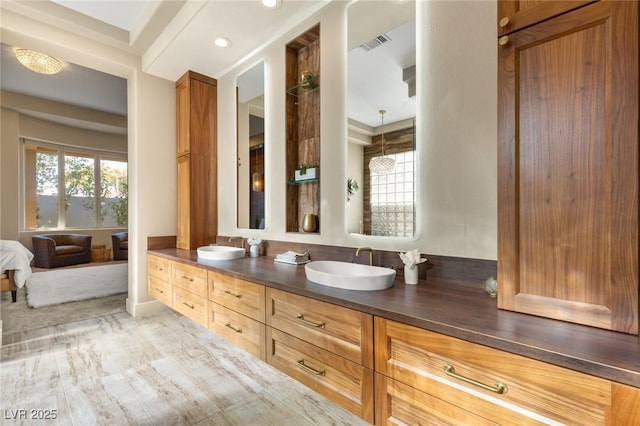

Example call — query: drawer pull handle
[182,302,195,309]
[182,275,194,282]
[154,287,164,294]
[443,364,508,394]
[297,359,325,376]
[296,314,325,328]
[224,290,242,299]
[225,323,243,333]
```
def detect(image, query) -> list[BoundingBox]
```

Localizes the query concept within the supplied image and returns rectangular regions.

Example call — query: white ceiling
[1,0,416,130]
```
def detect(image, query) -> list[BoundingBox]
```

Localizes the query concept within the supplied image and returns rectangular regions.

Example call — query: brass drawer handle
[154,287,164,294]
[182,275,194,282]
[296,313,325,328]
[154,265,164,271]
[225,323,243,333]
[224,289,242,299]
[443,364,508,394]
[182,302,195,309]
[297,359,325,376]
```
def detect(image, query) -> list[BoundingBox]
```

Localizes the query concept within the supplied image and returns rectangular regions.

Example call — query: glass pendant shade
[369,156,396,173]
[15,49,63,74]
[369,109,395,174]
[252,172,264,192]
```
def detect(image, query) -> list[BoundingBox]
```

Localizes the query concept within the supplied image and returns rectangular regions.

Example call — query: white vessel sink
[304,261,396,291]
[197,245,245,261]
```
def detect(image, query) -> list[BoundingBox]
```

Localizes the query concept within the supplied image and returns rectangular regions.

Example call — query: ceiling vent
[360,34,392,52]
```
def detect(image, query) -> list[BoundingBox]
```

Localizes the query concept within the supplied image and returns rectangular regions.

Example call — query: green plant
[296,163,319,175]
[347,178,359,201]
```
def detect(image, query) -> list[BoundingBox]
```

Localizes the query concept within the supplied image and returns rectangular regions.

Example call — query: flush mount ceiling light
[214,37,231,48]
[262,0,281,8]
[14,48,63,74]
[369,110,395,174]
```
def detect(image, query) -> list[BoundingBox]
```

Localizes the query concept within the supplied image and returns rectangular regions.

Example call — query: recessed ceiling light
[262,0,281,8]
[214,37,231,48]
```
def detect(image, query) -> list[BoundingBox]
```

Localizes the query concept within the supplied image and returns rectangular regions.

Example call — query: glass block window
[370,151,415,237]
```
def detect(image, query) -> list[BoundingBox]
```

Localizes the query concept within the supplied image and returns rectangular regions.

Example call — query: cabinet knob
[499,17,510,28]
[498,36,510,46]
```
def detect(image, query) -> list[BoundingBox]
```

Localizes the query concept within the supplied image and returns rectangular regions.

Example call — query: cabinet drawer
[148,255,171,281]
[208,302,265,361]
[375,373,503,426]
[173,286,207,326]
[267,327,374,423]
[148,274,171,306]
[208,271,265,322]
[172,262,207,296]
[266,288,373,368]
[375,318,610,425]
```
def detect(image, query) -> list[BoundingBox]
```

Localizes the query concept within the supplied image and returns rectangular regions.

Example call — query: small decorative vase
[404,265,418,285]
[302,214,317,232]
[249,244,259,258]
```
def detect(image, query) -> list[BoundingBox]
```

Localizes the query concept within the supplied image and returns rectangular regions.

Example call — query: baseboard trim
[127,298,170,318]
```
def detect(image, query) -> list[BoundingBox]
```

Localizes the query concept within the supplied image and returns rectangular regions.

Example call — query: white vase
[249,244,259,258]
[404,265,418,285]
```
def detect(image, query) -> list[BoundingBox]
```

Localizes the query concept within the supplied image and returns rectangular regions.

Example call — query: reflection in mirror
[347,0,416,237]
[237,61,266,229]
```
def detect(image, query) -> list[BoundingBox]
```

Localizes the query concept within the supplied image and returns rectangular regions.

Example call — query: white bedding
[0,240,34,288]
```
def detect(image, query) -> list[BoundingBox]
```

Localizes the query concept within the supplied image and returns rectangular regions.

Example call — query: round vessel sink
[197,245,245,261]
[304,261,395,291]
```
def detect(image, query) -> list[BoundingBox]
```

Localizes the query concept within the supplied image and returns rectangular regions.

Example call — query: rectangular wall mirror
[237,61,266,229]
[347,0,416,238]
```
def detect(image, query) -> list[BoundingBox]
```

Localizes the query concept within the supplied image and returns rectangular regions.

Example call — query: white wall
[0,8,176,317]
[218,1,497,260]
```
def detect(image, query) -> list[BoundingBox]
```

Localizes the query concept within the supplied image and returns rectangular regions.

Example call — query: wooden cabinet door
[497,0,595,36]
[176,154,191,250]
[497,1,639,333]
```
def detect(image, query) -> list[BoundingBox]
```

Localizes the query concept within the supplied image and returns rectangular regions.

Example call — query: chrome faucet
[355,247,374,266]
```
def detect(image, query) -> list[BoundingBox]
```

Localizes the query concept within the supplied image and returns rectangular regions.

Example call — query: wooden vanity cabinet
[497,0,639,333]
[171,261,208,326]
[374,317,640,426]
[497,0,595,36]
[266,288,374,423]
[147,254,172,306]
[175,70,218,250]
[207,271,266,360]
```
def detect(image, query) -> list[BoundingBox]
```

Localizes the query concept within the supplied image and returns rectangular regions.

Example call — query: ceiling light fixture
[14,48,63,75]
[262,0,281,8]
[369,109,395,174]
[214,37,231,48]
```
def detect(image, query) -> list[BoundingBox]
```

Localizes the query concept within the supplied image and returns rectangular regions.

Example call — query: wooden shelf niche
[286,24,320,233]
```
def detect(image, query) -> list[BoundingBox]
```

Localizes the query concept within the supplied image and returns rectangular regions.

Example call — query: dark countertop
[150,248,640,388]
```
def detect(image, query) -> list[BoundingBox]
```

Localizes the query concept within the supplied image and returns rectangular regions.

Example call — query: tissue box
[295,167,318,181]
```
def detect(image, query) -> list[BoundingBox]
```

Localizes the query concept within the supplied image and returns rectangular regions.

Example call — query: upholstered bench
[32,234,92,268]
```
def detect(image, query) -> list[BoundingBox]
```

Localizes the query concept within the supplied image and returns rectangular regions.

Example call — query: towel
[274,251,310,265]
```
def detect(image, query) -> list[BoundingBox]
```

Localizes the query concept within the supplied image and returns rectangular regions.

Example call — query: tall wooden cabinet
[497,1,639,333]
[175,71,218,250]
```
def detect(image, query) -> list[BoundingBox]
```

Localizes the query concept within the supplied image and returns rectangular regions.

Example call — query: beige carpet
[1,285,127,339]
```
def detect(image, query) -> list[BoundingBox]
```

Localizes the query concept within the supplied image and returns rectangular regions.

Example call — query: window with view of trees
[24,140,128,229]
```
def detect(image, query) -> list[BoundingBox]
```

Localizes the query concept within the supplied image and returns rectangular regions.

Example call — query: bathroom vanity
[147,249,640,425]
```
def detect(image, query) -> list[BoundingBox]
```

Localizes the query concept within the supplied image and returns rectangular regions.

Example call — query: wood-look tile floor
[1,309,370,425]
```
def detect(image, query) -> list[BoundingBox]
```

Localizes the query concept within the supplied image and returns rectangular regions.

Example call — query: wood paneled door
[497,1,639,334]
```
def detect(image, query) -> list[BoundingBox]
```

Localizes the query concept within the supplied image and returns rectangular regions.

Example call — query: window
[23,140,128,229]
[369,151,415,237]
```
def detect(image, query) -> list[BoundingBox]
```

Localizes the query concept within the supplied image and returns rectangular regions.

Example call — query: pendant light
[251,146,264,192]
[14,49,63,75]
[368,109,395,173]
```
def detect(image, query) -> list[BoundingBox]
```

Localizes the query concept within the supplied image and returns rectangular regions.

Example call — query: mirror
[237,61,266,229]
[347,0,416,237]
